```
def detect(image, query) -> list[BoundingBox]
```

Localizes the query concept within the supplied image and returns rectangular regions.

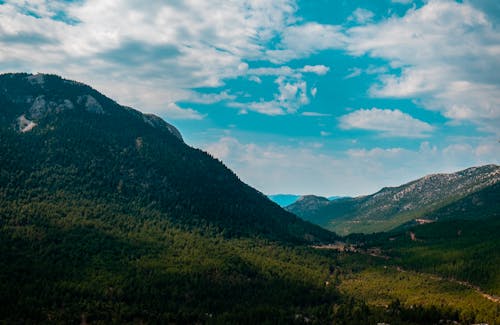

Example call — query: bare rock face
[143,113,183,141]
[17,114,37,132]
[77,95,104,114]
[28,96,76,119]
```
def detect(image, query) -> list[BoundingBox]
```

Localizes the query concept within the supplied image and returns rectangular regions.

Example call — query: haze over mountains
[287,165,500,235]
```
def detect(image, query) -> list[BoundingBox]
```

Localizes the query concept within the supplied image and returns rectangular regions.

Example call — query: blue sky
[1,0,499,196]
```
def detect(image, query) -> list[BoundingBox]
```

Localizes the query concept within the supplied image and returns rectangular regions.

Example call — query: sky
[1,0,499,196]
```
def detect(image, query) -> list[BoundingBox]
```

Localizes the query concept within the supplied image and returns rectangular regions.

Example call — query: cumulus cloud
[345,0,500,133]
[0,0,304,113]
[247,64,329,77]
[339,108,434,138]
[185,91,236,105]
[266,22,345,63]
[345,67,362,79]
[228,101,285,116]
[228,64,328,115]
[300,65,330,75]
[162,103,205,120]
[348,8,375,24]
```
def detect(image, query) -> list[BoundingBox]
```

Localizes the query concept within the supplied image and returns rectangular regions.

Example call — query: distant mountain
[286,195,330,213]
[394,181,500,230]
[355,181,500,295]
[268,194,344,207]
[267,194,302,207]
[287,165,500,235]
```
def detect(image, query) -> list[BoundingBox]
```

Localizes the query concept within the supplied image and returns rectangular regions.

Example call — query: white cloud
[266,22,345,63]
[345,0,500,133]
[247,66,295,77]
[300,65,330,75]
[249,75,262,83]
[230,64,324,115]
[275,75,309,112]
[339,108,434,138]
[228,101,285,116]
[302,112,330,117]
[162,103,205,120]
[345,67,362,79]
[185,91,236,104]
[247,64,329,77]
[0,0,303,113]
[348,8,375,24]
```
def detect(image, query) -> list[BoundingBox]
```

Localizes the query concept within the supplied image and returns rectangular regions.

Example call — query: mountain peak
[0,72,183,141]
[0,72,335,244]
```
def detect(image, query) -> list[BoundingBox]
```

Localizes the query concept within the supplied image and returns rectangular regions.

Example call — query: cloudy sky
[1,0,499,196]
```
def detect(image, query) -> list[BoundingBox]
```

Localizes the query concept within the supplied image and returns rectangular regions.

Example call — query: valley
[0,73,499,324]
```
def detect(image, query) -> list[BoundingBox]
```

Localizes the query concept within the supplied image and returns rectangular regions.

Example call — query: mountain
[286,195,331,214]
[0,72,335,244]
[0,73,346,323]
[352,181,500,296]
[287,165,500,235]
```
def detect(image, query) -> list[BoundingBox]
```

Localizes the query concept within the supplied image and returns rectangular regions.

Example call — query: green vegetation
[350,184,500,296]
[335,181,500,324]
[0,195,341,323]
[373,218,500,295]
[4,195,486,324]
[339,266,500,324]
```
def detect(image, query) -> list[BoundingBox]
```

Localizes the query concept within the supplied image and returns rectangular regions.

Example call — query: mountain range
[286,165,500,235]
